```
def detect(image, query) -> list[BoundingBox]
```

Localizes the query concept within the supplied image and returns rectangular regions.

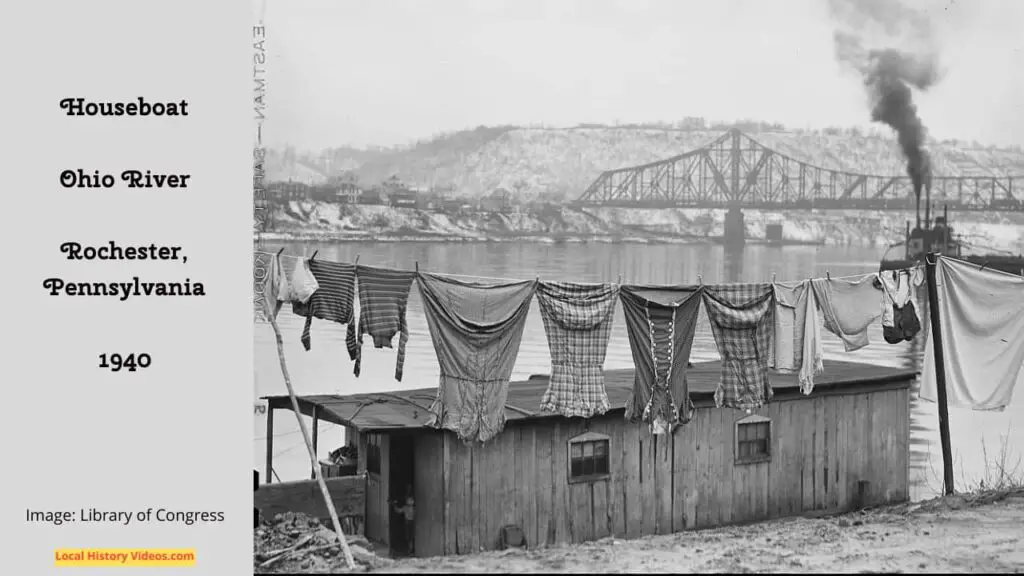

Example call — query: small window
[735,415,771,465]
[568,432,610,484]
[366,434,382,476]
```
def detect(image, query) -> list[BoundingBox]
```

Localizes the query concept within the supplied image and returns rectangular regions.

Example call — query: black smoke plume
[829,0,941,199]
[862,46,938,196]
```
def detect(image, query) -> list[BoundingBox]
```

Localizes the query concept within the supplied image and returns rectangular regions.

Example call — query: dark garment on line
[620,285,703,434]
[354,265,416,381]
[417,272,537,443]
[291,259,358,356]
[883,300,922,344]
[702,283,775,411]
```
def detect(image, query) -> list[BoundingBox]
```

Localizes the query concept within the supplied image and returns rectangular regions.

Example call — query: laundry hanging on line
[771,279,824,395]
[292,258,358,355]
[702,283,776,411]
[920,256,1024,412]
[257,251,290,322]
[256,249,941,440]
[619,285,703,435]
[416,272,537,443]
[879,269,922,344]
[289,255,319,305]
[535,281,620,419]
[353,264,417,382]
[810,272,883,352]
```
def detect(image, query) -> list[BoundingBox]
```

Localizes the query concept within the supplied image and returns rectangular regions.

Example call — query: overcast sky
[258,0,1024,152]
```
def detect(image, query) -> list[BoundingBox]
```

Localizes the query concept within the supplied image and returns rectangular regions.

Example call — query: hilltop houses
[263,174,529,217]
[478,187,514,213]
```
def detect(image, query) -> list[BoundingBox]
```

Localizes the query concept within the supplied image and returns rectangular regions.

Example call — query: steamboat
[879,179,1024,276]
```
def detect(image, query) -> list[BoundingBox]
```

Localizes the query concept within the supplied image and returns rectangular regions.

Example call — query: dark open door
[388,433,415,556]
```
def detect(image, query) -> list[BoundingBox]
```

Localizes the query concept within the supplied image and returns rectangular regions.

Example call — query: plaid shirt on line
[291,259,358,358]
[701,283,775,411]
[354,265,416,382]
[536,281,620,418]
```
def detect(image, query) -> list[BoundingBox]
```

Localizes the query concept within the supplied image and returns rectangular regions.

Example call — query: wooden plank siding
[409,383,910,558]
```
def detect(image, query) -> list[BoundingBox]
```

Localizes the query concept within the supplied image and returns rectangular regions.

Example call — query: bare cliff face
[262,202,1024,255]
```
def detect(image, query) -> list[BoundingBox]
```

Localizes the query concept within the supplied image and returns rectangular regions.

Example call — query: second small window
[735,415,771,464]
[568,432,610,483]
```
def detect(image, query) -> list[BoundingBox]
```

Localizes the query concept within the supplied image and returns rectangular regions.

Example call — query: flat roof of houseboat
[262,360,918,433]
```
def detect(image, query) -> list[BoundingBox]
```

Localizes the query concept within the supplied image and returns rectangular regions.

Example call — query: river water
[253,241,1022,501]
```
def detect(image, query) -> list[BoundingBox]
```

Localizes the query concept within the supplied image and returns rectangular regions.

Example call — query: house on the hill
[479,188,514,213]
[267,181,311,202]
[308,185,338,203]
[381,176,422,208]
[259,359,915,559]
[359,187,389,206]
[389,189,420,209]
[441,199,473,215]
[336,182,360,204]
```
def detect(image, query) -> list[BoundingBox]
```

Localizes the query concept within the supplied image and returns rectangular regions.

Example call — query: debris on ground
[253,489,1024,573]
[254,512,393,574]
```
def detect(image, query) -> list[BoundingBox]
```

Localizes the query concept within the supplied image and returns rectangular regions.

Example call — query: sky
[257,0,1024,152]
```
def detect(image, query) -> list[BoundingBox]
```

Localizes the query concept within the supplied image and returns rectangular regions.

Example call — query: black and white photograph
[251,0,1024,572]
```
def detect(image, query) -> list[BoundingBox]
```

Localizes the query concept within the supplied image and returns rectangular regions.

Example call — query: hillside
[263,125,1024,200]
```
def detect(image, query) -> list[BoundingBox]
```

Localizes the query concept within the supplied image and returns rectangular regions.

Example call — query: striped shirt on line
[291,259,358,357]
[354,265,417,382]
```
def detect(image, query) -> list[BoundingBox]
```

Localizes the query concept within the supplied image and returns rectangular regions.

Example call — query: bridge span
[574,129,1021,213]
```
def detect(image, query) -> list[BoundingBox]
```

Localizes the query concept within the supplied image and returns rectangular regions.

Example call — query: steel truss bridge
[575,129,1022,212]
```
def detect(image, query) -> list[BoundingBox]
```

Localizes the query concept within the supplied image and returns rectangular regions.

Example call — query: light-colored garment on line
[910,265,925,288]
[920,256,1024,412]
[772,281,804,372]
[772,280,824,394]
[810,273,883,352]
[289,257,319,304]
[258,252,290,321]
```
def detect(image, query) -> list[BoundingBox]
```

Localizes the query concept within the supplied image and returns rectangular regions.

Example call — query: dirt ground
[255,489,1024,573]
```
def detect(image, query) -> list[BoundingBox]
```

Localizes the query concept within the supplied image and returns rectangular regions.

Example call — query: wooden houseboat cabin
[260,359,916,558]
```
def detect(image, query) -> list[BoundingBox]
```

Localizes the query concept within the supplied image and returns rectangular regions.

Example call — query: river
[253,240,1022,501]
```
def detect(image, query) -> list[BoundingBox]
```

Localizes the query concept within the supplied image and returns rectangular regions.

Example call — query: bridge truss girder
[575,129,1021,212]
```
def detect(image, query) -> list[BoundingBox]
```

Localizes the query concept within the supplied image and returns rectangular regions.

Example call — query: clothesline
[254,246,957,445]
[254,249,922,287]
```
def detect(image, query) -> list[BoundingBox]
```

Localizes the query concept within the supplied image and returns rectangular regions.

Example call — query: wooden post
[265,406,274,484]
[268,314,356,570]
[925,252,955,495]
[311,406,320,480]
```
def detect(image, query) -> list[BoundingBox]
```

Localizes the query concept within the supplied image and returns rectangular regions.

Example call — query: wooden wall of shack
[357,379,911,558]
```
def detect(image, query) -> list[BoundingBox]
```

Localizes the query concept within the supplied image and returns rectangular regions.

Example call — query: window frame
[734,414,772,465]
[366,433,382,477]
[567,431,611,485]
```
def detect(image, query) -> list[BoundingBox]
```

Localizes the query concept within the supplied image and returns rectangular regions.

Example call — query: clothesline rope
[254,249,922,287]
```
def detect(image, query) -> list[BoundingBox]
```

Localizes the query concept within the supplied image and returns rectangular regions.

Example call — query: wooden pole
[311,406,319,480]
[267,314,356,570]
[265,406,274,484]
[924,252,955,495]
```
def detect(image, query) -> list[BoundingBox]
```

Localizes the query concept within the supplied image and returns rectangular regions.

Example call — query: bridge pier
[723,205,745,249]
